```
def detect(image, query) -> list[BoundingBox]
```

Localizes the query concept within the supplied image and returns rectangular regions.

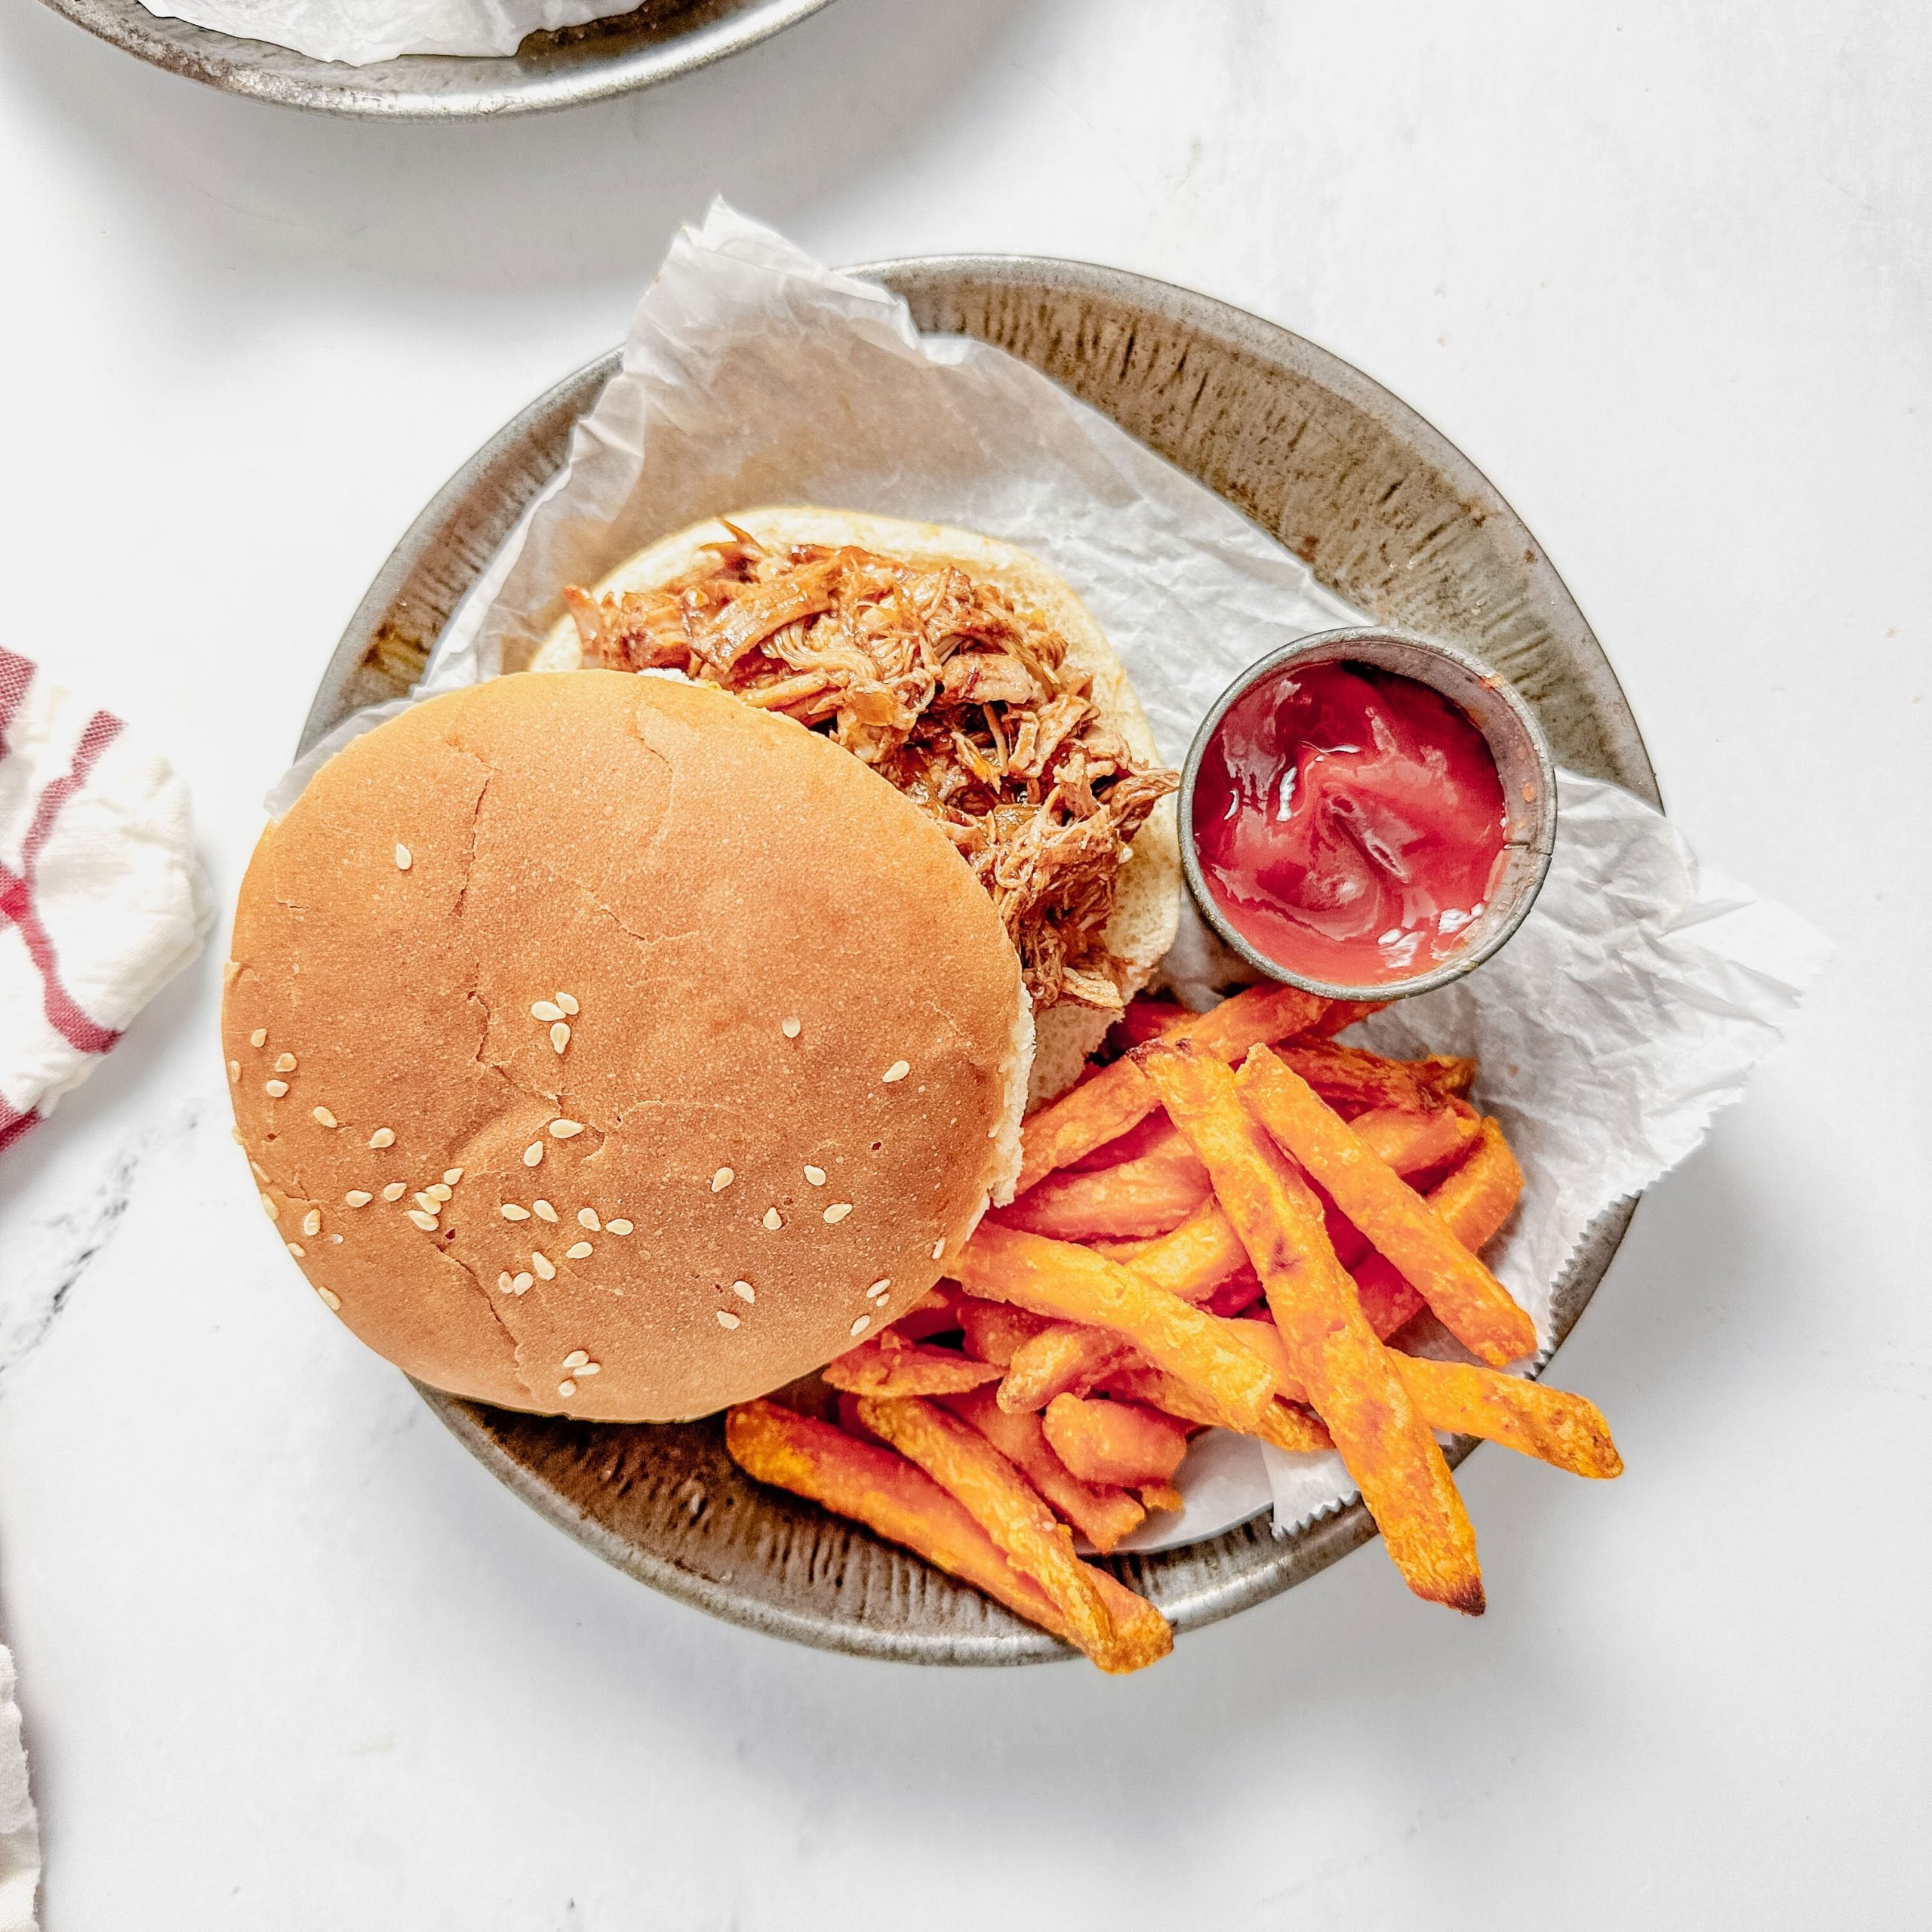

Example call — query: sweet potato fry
[1044,1395,1192,1487]
[1016,983,1330,1192]
[1101,1364,1334,1455]
[1294,998,1389,1039]
[1225,1315,1616,1478]
[956,1300,1053,1367]
[953,1222,1281,1430]
[1350,1115,1524,1338]
[1115,1196,1251,1302]
[941,1386,1146,1554]
[998,1323,1134,1413]
[1237,1048,1535,1366]
[1350,1104,1482,1178]
[1274,1041,1442,1114]
[726,1399,1084,1640]
[1138,1483,1185,1513]
[1134,1039,1484,1614]
[823,1331,1002,1398]
[855,1394,1161,1671]
[1000,1131,1211,1240]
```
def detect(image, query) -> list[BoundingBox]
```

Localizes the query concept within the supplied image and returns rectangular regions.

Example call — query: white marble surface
[0,2,1925,1924]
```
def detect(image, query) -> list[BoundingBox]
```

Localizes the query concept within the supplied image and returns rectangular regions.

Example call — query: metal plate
[300,257,1658,1663]
[34,0,832,120]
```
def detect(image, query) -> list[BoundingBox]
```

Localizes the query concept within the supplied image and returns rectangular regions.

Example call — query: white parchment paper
[283,203,1830,1552]
[134,0,616,65]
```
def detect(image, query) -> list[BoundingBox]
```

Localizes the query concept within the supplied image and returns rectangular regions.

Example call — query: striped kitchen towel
[0,648,208,1149]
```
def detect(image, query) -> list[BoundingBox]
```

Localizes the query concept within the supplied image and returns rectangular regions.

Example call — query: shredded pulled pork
[565,528,1178,1010]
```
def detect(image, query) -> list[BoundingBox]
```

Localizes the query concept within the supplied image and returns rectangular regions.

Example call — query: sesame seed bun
[530,507,1180,1104]
[225,670,1032,1422]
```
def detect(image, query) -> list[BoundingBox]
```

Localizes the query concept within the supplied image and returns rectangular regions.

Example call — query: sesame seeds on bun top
[224,671,1032,1422]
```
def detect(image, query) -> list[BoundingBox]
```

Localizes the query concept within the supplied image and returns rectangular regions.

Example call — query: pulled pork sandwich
[534,508,1181,1100]
[225,672,1032,1421]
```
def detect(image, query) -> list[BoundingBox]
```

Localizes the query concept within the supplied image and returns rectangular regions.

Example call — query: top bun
[531,507,1180,1103]
[225,671,1031,1422]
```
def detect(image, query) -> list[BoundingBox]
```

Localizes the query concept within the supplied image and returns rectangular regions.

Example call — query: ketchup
[1191,660,1506,986]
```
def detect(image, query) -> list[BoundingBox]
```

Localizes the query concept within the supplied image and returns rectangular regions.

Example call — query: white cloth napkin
[0,647,211,1930]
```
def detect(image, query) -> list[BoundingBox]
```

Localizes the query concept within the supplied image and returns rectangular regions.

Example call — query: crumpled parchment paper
[135,0,617,66]
[283,202,1830,1553]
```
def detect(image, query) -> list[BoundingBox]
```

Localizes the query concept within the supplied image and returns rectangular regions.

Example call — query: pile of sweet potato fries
[727,984,1621,1673]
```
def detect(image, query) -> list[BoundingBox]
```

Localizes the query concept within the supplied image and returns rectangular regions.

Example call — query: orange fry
[998,1323,1134,1413]
[957,1300,1053,1367]
[1238,1047,1535,1366]
[1351,1115,1525,1337]
[1135,1039,1483,1614]
[1016,983,1329,1193]
[953,1223,1281,1430]
[822,1332,1002,1398]
[1000,1131,1211,1240]
[1350,1104,1482,1178]
[1042,1394,1192,1487]
[855,1394,1164,1672]
[725,1399,1087,1641]
[1137,1483,1185,1513]
[941,1386,1146,1554]
[1274,1041,1444,1114]
[1112,1196,1251,1302]
[1101,1364,1334,1455]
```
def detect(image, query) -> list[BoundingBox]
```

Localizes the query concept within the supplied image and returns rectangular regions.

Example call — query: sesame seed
[605,1219,634,1236]
[260,1194,279,1221]
[381,1182,407,1202]
[577,1208,601,1231]
[500,1204,531,1221]
[532,1199,558,1223]
[426,1183,453,1202]
[264,1080,289,1098]
[711,1167,734,1192]
[933,1239,945,1260]
[249,1161,269,1183]
[345,1190,371,1208]
[223,960,241,983]
[881,1060,910,1084]
[302,1209,321,1237]
[317,1287,342,1311]
[850,1316,872,1337]
[558,1379,577,1398]
[780,1017,801,1038]
[368,1128,395,1149]
[555,992,579,1016]
[531,1001,565,1022]
[733,1280,755,1304]
[406,1209,439,1232]
[715,1310,740,1330]
[577,1361,600,1376]
[566,1242,592,1260]
[562,1349,589,1371]
[274,1053,297,1072]
[497,1272,513,1292]
[803,1165,826,1186]
[868,1278,891,1296]
[511,1272,534,1294]
[312,1107,338,1129]
[523,1142,544,1168]
[414,1192,441,1214]
[762,1208,783,1231]
[532,1254,556,1281]
[549,1119,583,1139]
[549,1022,571,1054]
[823,1202,854,1224]
[394,844,412,870]
[443,1168,464,1185]
[228,1060,240,1084]
[249,1028,267,1048]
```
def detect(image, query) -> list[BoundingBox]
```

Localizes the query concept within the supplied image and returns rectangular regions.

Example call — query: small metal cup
[1178,627,1558,1001]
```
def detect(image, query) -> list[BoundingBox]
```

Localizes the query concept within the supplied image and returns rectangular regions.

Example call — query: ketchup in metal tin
[1191,659,1508,986]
